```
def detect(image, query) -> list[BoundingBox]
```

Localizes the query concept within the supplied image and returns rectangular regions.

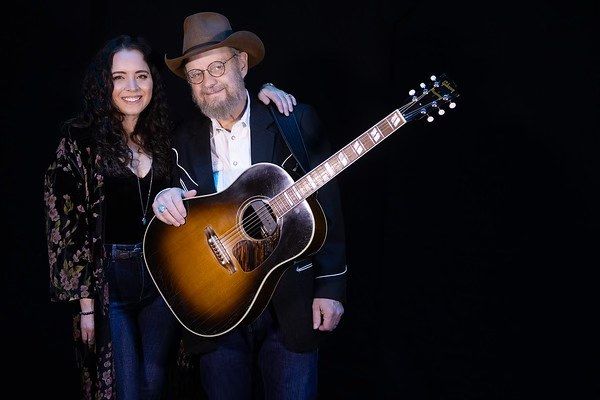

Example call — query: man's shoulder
[291,102,318,118]
[250,98,320,125]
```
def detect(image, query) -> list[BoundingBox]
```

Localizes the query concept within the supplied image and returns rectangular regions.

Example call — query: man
[152,12,347,399]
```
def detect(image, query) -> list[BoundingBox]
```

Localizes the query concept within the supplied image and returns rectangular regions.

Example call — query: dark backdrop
[3,1,598,398]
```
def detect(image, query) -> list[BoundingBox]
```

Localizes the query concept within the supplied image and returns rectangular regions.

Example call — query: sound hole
[233,199,280,272]
[241,199,278,239]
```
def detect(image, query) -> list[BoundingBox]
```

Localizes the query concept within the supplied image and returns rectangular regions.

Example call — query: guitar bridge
[205,226,236,274]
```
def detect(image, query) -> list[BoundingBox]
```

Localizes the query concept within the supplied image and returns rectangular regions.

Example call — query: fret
[303,180,312,195]
[359,134,375,150]
[272,108,408,218]
[319,166,330,182]
[283,192,293,207]
[306,174,317,190]
[324,162,335,177]
[270,199,281,217]
[291,186,301,201]
[390,111,404,128]
[329,158,342,173]
[377,121,392,136]
[311,169,323,186]
[303,179,312,193]
[345,146,358,162]
[351,140,365,156]
[337,151,349,167]
[368,127,382,143]
[296,182,307,197]
[277,197,288,213]
[383,116,394,132]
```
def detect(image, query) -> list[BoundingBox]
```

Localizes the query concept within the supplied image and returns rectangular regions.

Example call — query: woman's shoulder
[54,123,96,154]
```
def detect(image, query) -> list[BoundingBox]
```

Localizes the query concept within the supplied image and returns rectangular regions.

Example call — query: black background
[3,1,598,398]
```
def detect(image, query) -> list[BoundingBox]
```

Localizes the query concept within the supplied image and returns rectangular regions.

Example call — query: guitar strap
[268,105,311,174]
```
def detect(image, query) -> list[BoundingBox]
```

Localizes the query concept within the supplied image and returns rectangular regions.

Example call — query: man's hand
[152,187,197,226]
[258,83,297,116]
[312,298,344,331]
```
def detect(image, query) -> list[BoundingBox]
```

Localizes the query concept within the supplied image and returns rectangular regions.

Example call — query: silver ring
[158,204,166,213]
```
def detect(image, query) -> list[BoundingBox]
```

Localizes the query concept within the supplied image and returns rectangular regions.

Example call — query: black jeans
[106,243,179,400]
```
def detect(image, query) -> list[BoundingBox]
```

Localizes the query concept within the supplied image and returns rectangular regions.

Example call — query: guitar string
[218,152,349,246]
[214,88,446,245]
[216,96,439,246]
[216,97,438,247]
[215,98,423,244]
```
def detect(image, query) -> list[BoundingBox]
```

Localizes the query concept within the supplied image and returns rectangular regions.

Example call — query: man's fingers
[173,198,188,221]
[285,94,295,113]
[161,199,184,226]
[278,94,290,116]
[257,91,271,105]
[153,188,192,226]
[183,189,197,199]
[312,304,322,330]
[319,312,335,331]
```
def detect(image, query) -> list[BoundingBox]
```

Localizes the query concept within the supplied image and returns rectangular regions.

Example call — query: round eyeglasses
[185,53,237,84]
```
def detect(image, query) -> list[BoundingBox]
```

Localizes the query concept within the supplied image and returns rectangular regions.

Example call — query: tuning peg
[420,82,426,89]
[409,89,416,96]
[438,109,446,115]
[449,102,456,109]
[427,115,435,122]
[430,75,437,81]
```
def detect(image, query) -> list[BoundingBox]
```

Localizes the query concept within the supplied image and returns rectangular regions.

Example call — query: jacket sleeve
[297,105,348,302]
[44,136,95,302]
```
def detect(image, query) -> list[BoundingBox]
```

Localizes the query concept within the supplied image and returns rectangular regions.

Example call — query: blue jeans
[197,307,318,400]
[106,243,178,400]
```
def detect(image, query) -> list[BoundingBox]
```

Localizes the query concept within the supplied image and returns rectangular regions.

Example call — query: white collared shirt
[210,90,252,192]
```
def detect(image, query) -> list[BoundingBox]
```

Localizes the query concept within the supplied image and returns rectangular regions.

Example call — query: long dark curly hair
[67,35,172,178]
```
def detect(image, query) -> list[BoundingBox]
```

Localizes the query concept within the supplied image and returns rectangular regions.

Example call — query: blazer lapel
[250,99,278,164]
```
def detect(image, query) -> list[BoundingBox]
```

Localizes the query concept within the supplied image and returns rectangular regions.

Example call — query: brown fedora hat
[165,12,265,79]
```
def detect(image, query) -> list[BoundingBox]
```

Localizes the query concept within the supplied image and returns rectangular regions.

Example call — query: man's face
[185,47,248,120]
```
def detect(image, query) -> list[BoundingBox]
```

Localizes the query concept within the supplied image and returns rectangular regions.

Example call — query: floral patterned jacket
[44,128,114,399]
[45,128,199,399]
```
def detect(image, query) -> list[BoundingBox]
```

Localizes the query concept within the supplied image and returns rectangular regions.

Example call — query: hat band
[182,42,220,57]
[182,30,234,56]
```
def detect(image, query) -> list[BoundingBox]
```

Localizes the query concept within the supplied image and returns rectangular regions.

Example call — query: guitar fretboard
[269,109,406,217]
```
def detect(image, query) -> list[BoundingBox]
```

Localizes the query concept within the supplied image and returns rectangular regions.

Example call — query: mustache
[200,85,226,95]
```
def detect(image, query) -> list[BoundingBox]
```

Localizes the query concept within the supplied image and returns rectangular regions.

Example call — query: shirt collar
[210,90,251,135]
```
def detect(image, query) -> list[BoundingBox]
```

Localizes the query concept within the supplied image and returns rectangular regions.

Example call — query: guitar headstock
[399,74,460,123]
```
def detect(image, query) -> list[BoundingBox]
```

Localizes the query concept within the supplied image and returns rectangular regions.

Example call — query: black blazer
[170,97,347,353]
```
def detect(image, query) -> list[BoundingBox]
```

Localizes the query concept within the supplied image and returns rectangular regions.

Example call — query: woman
[43,34,295,399]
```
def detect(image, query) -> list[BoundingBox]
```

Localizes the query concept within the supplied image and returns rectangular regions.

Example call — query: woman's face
[111,49,153,120]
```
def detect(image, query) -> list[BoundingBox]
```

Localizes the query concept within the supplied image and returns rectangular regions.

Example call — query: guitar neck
[270,109,406,217]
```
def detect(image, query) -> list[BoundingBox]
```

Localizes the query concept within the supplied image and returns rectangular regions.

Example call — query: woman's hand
[258,83,297,116]
[79,298,95,346]
[80,314,95,346]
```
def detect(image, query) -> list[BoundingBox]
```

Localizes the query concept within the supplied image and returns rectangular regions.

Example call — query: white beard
[193,68,246,120]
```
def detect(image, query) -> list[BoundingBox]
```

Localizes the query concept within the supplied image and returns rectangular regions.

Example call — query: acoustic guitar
[143,74,460,337]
